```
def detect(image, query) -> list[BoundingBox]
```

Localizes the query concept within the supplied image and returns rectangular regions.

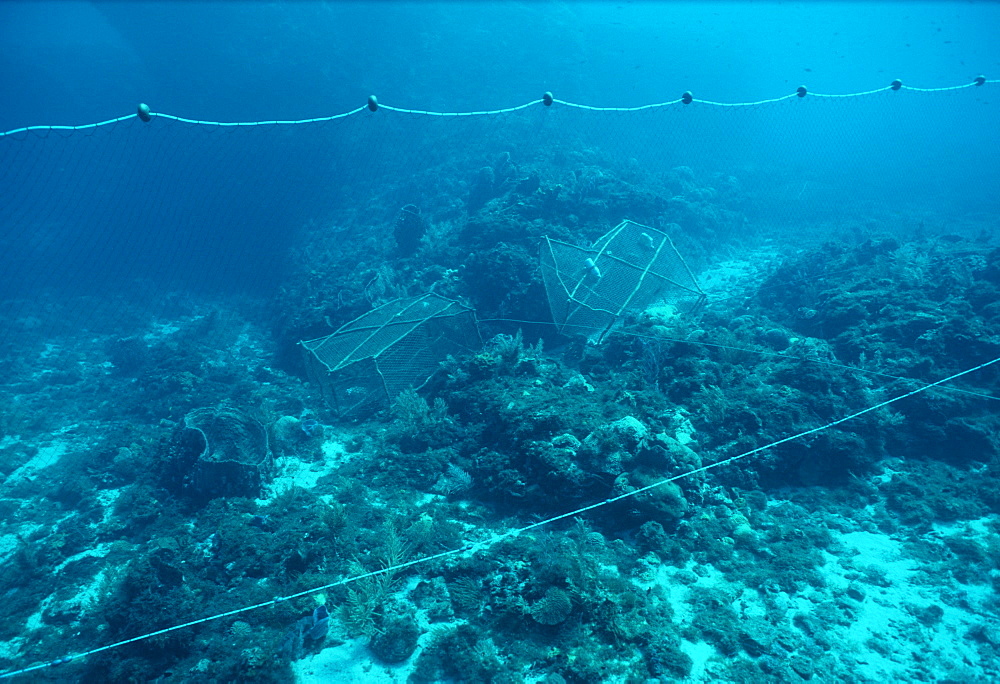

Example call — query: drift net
[1,79,999,682]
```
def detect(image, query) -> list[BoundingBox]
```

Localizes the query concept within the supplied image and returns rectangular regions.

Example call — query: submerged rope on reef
[2,353,997,680]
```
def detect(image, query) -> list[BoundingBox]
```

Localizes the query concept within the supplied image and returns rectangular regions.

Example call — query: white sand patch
[320,439,348,464]
[643,303,679,325]
[6,440,69,482]
[0,637,26,661]
[697,260,756,296]
[12,522,42,541]
[638,563,691,622]
[678,639,716,681]
[25,605,44,631]
[38,342,58,359]
[691,562,727,588]
[294,580,436,684]
[292,639,386,683]
[71,567,111,613]
[264,458,336,499]
[261,439,354,503]
[0,534,19,564]
[17,548,113,641]
[94,488,123,524]
[635,560,729,679]
[818,526,990,681]
[143,322,180,341]
[639,559,730,627]
[293,638,419,684]
[732,586,769,620]
[932,515,996,538]
[837,529,913,568]
[670,410,697,445]
[53,542,112,575]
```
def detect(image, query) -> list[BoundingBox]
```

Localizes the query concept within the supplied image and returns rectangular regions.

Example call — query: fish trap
[539,219,706,343]
[300,293,482,417]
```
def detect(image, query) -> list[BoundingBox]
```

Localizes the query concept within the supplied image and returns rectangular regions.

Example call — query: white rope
[0,78,990,138]
[3,353,997,679]
[692,93,800,107]
[0,114,136,137]
[154,107,366,126]
[812,86,895,98]
[380,101,539,116]
[554,98,683,112]
[902,82,979,93]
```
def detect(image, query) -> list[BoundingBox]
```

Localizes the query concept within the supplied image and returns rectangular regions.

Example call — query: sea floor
[1,233,999,682]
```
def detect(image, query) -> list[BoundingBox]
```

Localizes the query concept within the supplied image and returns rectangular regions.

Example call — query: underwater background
[1,1,999,682]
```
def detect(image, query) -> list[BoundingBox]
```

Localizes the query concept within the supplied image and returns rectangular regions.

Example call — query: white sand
[293,639,412,684]
[635,503,995,681]
[261,435,357,504]
[6,440,69,482]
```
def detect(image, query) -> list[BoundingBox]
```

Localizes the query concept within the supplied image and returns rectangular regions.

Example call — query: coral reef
[1,137,998,684]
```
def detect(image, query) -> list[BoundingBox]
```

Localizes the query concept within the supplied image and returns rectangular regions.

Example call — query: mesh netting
[1,78,999,680]
[540,220,705,343]
[300,293,482,416]
[2,87,997,345]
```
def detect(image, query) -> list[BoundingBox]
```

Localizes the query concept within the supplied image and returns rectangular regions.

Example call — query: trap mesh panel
[300,293,481,416]
[540,220,706,343]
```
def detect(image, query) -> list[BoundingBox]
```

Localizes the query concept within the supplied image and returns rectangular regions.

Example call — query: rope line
[689,93,799,107]
[380,101,540,116]
[0,114,135,137]
[812,86,895,98]
[0,78,990,138]
[154,106,367,127]
[554,97,685,112]
[2,353,997,680]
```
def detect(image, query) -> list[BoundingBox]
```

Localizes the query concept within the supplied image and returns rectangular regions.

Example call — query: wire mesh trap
[539,219,706,343]
[300,293,482,417]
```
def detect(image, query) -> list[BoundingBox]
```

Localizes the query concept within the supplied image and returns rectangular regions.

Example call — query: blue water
[2,2,997,124]
[1,2,997,304]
